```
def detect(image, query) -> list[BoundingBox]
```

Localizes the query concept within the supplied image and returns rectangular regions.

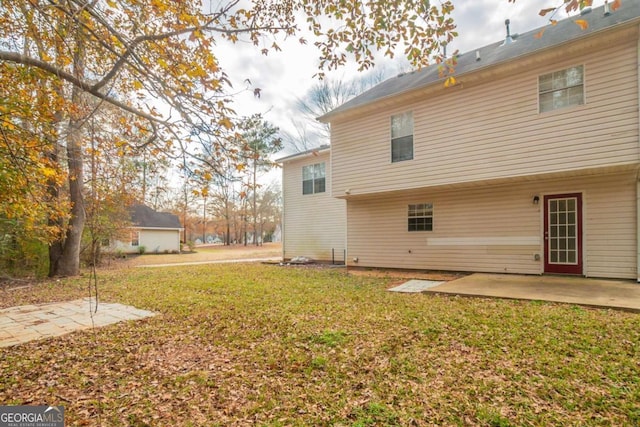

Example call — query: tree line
[11,0,605,277]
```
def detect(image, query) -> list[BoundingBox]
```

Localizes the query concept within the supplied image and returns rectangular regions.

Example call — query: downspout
[637,24,640,282]
[281,164,286,262]
[335,148,348,267]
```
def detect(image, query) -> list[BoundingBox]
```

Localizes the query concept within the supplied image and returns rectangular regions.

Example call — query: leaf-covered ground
[1,264,639,426]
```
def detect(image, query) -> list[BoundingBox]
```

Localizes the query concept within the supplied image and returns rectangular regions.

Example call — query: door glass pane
[559,251,567,263]
[551,213,558,225]
[559,212,566,225]
[568,251,576,263]
[551,250,558,263]
[559,200,566,211]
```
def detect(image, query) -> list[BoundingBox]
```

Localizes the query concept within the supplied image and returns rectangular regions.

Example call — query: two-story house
[282,0,640,280]
[279,145,347,263]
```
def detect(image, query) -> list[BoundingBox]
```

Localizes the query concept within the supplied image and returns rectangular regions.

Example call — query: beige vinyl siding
[113,228,181,253]
[584,173,637,278]
[282,151,346,262]
[346,170,637,279]
[139,229,181,253]
[331,39,639,197]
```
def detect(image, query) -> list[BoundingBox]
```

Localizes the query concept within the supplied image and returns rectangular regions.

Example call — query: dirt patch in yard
[104,242,282,268]
[273,263,467,287]
[347,267,468,288]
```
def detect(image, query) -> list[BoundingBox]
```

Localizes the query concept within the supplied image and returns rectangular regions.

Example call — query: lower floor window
[131,231,140,246]
[408,203,433,231]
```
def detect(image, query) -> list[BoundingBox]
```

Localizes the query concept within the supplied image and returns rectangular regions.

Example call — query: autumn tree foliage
[0,66,64,276]
[0,0,457,276]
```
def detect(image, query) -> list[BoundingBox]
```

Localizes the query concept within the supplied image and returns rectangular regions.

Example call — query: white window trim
[408,203,433,232]
[538,64,585,114]
[302,162,326,195]
[390,111,414,163]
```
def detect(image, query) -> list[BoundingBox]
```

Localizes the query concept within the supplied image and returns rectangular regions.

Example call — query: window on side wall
[408,203,433,231]
[131,231,140,247]
[391,111,413,163]
[302,162,326,195]
[539,65,584,113]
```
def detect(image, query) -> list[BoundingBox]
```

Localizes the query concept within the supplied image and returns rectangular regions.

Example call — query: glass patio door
[544,193,582,275]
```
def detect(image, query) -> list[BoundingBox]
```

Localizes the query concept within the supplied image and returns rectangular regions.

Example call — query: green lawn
[1,264,639,426]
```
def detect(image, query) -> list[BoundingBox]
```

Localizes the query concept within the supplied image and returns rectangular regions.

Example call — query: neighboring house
[110,204,182,254]
[272,224,282,243]
[278,145,347,263]
[283,0,640,279]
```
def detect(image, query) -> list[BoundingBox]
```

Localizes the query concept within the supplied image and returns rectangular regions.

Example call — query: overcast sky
[212,0,609,152]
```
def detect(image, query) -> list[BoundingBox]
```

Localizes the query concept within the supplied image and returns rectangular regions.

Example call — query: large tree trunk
[46,72,66,277]
[51,96,86,276]
[49,16,86,277]
[47,148,64,276]
[41,112,64,277]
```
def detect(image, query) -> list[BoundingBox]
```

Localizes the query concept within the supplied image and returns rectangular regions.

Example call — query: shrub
[0,235,49,278]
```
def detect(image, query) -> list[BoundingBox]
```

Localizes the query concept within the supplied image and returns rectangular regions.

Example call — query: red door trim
[543,193,583,275]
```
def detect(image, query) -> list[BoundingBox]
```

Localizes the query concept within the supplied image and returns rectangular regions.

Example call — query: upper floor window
[391,111,413,163]
[539,65,584,113]
[302,162,325,195]
[408,203,433,231]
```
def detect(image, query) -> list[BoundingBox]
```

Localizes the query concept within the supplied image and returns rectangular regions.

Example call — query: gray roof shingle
[319,0,640,121]
[130,204,181,229]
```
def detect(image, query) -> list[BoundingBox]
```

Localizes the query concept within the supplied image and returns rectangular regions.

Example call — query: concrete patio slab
[425,273,640,312]
[0,299,157,348]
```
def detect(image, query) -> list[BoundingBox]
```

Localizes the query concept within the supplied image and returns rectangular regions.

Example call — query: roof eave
[276,144,331,163]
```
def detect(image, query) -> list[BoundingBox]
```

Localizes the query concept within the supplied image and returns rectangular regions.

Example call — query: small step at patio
[388,280,445,293]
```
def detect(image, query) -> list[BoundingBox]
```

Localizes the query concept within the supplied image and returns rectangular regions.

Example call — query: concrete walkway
[424,273,640,312]
[0,299,157,347]
[137,257,280,268]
